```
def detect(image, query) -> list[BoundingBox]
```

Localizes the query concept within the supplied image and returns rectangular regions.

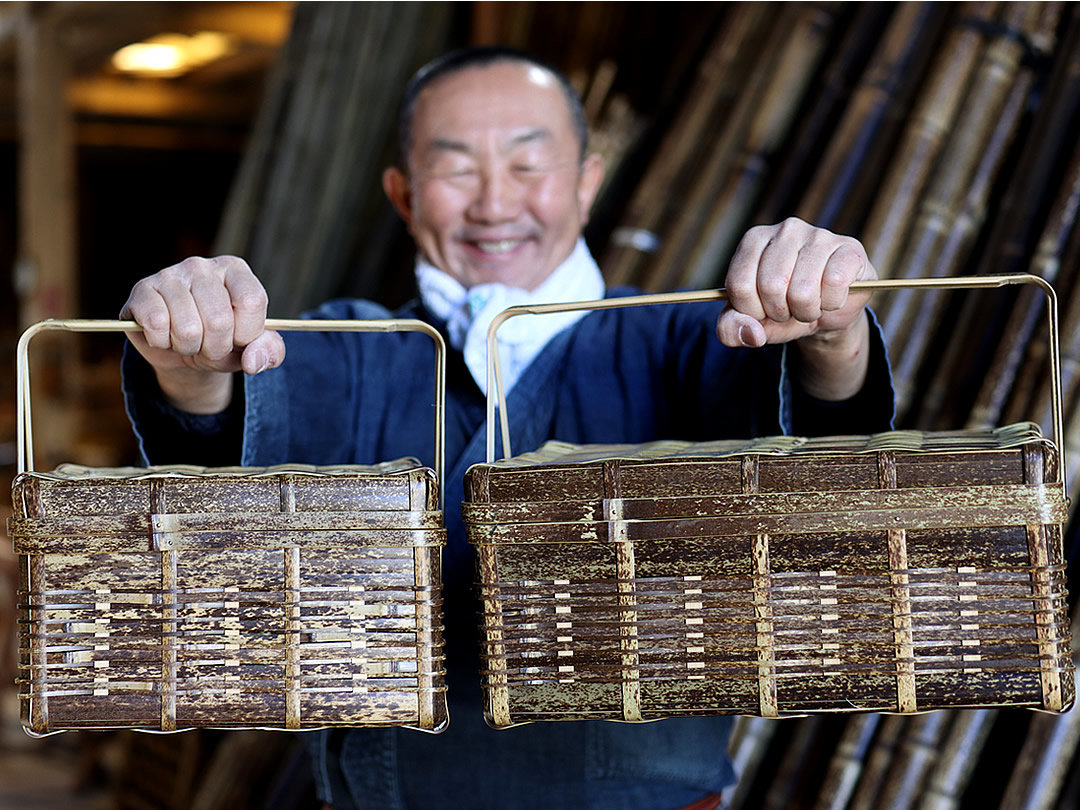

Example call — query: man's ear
[577,153,606,224]
[383,166,413,228]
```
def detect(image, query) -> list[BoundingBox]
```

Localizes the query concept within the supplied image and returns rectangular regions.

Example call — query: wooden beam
[16,4,76,325]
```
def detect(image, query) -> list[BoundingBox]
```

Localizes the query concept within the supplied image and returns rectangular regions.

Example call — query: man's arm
[715,217,876,401]
[120,255,286,414]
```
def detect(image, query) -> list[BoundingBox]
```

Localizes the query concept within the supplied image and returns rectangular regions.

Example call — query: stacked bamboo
[66,2,1080,807]
[587,3,1080,809]
[212,1,454,314]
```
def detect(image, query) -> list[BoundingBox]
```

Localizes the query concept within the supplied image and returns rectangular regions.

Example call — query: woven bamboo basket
[8,318,449,735]
[463,275,1074,728]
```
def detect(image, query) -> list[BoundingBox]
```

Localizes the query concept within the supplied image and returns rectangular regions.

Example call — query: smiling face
[383,60,604,291]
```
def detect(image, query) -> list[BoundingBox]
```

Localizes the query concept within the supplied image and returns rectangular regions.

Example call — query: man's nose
[469,168,524,222]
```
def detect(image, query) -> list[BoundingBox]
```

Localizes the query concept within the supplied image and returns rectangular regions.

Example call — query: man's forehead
[418,60,562,108]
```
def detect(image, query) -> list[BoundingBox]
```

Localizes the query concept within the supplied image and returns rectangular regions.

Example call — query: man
[121,47,893,810]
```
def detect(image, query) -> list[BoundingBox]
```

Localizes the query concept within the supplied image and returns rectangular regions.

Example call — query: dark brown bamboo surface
[10,462,448,735]
[464,428,1073,729]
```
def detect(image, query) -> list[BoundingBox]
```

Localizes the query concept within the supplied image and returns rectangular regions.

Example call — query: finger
[190,269,238,362]
[239,330,286,375]
[149,270,205,356]
[725,225,772,322]
[221,256,269,347]
[121,280,173,351]
[820,242,868,312]
[754,233,799,324]
[716,307,767,348]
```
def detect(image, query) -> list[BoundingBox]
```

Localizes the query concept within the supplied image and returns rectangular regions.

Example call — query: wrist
[795,311,870,401]
[155,367,235,414]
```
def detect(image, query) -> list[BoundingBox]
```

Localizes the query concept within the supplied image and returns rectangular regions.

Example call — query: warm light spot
[111,32,235,77]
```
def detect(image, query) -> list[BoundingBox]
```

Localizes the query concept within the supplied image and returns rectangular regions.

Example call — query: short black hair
[395,46,589,170]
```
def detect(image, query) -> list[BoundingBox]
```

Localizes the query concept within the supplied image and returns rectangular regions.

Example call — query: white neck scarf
[416,238,606,394]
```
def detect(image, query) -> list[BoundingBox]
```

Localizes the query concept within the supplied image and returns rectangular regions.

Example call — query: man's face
[384,61,604,291]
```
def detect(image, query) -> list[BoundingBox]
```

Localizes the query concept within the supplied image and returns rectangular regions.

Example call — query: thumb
[716,308,767,348]
[239,330,286,375]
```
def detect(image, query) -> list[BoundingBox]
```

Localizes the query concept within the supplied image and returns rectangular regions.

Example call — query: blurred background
[3,1,1080,808]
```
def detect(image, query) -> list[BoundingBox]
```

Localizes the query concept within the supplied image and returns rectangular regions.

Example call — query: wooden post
[15,4,77,326]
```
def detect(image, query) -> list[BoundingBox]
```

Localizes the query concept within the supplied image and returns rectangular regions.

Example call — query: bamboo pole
[639,4,805,292]
[971,117,1080,430]
[847,715,909,810]
[862,2,1000,279]
[812,715,882,810]
[917,710,999,810]
[677,2,844,291]
[722,716,781,810]
[795,2,948,231]
[911,2,1072,429]
[996,609,1080,810]
[877,1,1053,421]
[599,5,770,288]
[755,3,896,224]
[870,712,954,810]
[887,69,1038,421]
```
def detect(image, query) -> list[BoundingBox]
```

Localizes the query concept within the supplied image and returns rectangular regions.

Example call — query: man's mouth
[473,238,526,255]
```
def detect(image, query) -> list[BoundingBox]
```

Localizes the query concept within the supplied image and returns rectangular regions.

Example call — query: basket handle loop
[16,318,447,507]
[485,273,1063,480]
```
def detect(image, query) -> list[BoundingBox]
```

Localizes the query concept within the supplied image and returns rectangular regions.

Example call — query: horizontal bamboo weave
[464,425,1073,728]
[10,462,447,735]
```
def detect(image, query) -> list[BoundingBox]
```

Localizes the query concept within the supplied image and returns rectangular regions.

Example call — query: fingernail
[738,325,753,347]
[253,350,269,374]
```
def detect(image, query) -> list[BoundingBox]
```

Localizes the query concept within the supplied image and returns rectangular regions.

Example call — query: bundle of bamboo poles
[592,4,1080,808]
[202,3,1080,807]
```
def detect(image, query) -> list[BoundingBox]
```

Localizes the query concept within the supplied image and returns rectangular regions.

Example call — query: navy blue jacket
[123,292,895,809]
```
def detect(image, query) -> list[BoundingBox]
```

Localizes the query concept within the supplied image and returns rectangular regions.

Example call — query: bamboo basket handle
[485,273,1063,486]
[16,318,447,506]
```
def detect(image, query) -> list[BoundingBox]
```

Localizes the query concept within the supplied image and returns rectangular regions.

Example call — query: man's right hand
[120,255,285,414]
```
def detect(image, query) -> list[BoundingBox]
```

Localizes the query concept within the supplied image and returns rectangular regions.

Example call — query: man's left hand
[715,217,875,349]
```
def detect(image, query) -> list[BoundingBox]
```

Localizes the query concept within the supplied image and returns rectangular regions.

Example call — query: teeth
[476,239,522,254]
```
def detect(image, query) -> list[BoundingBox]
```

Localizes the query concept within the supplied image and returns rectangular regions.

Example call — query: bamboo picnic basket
[463,274,1074,729]
[8,318,449,735]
